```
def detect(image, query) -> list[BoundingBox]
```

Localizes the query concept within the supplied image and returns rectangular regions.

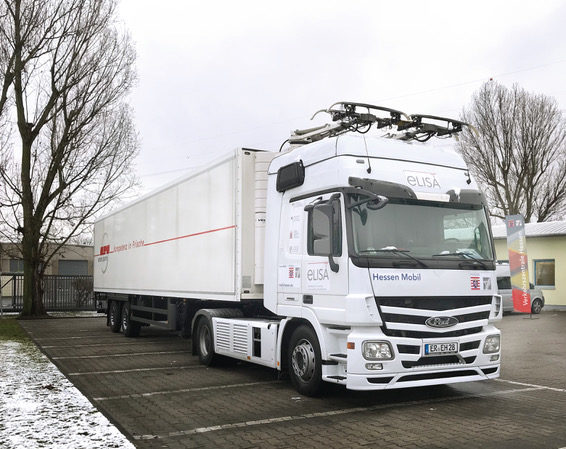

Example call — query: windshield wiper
[432,251,488,269]
[457,260,488,269]
[360,246,428,268]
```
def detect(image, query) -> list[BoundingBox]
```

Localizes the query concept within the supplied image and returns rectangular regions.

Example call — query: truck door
[276,192,348,320]
[300,193,348,322]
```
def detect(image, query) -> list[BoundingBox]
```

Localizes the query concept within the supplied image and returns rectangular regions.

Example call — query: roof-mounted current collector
[284,101,477,149]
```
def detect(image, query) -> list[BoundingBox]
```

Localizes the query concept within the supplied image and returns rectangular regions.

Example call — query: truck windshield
[348,194,494,265]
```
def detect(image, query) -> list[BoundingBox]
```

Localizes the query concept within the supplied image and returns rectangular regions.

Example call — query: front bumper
[323,325,501,390]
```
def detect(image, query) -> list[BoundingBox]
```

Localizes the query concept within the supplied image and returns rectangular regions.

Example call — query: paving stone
[18,312,566,448]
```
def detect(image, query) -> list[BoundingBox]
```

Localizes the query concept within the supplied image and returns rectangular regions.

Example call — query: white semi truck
[94,102,502,396]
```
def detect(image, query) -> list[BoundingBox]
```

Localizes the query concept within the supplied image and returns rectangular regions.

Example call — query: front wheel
[288,325,323,396]
[531,298,543,314]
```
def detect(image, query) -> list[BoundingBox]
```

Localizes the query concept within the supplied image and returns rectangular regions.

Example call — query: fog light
[362,341,393,360]
[490,355,499,362]
[365,363,383,370]
[483,335,500,354]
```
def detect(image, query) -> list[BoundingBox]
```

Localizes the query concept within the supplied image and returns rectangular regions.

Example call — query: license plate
[424,342,458,356]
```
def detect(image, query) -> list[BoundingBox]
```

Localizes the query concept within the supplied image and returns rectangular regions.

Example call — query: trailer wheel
[288,325,323,396]
[122,302,141,338]
[196,318,216,366]
[109,301,122,333]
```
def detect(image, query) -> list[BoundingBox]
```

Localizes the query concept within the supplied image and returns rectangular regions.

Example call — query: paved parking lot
[20,311,566,449]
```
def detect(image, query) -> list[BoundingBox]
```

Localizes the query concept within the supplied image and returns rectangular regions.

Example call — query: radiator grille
[379,296,491,310]
[382,311,490,325]
[378,296,492,339]
[386,327,483,339]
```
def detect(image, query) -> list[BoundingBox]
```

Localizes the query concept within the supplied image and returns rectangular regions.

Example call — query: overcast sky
[118,0,566,193]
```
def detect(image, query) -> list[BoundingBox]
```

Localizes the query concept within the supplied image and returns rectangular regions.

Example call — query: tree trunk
[20,217,47,317]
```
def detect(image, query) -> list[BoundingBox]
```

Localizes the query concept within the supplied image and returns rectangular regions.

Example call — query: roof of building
[492,220,566,239]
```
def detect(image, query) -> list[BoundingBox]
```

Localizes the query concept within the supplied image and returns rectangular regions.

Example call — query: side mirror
[367,196,389,210]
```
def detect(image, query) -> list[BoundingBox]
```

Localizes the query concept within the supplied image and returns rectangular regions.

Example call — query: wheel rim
[122,304,129,330]
[110,305,116,326]
[291,339,316,382]
[199,324,211,357]
[532,300,542,314]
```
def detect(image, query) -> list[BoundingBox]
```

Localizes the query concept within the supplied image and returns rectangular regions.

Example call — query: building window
[534,259,555,287]
[9,259,24,273]
[58,259,88,276]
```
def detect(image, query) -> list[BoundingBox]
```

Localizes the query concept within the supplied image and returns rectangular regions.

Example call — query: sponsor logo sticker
[306,262,330,291]
[278,265,301,289]
[470,276,481,290]
[404,170,441,189]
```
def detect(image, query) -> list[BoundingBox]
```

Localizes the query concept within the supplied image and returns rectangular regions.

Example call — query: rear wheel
[288,325,323,396]
[122,302,141,337]
[531,298,543,314]
[196,318,216,366]
[109,301,122,333]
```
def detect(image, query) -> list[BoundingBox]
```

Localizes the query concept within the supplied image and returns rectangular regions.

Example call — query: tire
[109,301,122,333]
[121,302,141,337]
[531,298,543,314]
[288,325,323,396]
[196,318,216,366]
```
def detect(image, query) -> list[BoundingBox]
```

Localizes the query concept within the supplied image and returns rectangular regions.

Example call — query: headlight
[362,341,393,360]
[483,335,500,354]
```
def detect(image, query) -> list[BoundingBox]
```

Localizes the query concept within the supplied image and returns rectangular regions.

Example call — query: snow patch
[0,340,134,449]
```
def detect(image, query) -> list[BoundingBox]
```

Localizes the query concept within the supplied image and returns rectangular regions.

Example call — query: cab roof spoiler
[350,177,487,206]
[349,177,416,199]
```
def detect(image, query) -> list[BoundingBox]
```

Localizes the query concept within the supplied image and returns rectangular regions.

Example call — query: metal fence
[0,274,94,312]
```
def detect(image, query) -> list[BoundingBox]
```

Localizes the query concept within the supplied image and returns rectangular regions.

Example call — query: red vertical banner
[505,215,531,313]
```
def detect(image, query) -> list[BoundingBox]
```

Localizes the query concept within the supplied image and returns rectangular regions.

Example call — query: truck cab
[264,128,501,393]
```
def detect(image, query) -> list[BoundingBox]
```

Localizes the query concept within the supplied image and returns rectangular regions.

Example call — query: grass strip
[0,317,29,341]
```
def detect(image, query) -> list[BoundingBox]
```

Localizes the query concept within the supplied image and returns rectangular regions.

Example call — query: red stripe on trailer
[94,225,236,256]
[144,225,236,247]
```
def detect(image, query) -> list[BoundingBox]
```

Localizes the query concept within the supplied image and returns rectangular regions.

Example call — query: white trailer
[94,103,502,395]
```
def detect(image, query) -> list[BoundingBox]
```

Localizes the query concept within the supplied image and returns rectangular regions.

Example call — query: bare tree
[457,82,566,223]
[0,0,138,316]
